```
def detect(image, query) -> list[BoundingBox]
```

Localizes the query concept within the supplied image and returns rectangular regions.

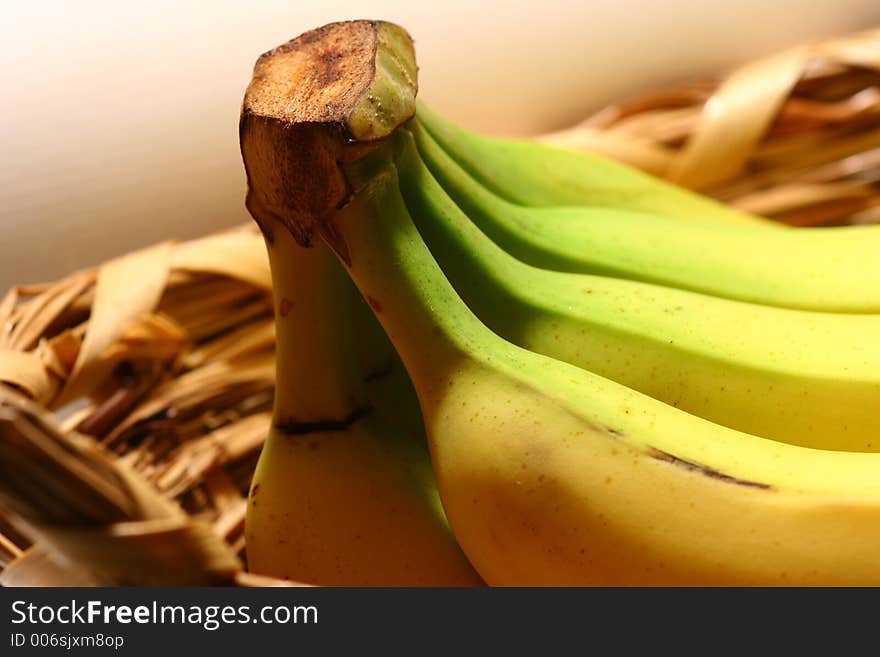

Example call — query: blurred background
[2,0,879,288]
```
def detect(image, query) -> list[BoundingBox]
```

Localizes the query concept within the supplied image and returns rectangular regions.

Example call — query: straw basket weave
[0,26,878,587]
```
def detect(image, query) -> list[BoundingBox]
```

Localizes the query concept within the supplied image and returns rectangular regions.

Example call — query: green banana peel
[415,101,774,227]
[412,118,880,312]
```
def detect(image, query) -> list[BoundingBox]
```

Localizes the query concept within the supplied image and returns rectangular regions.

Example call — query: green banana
[393,128,880,451]
[413,119,880,313]
[415,102,772,227]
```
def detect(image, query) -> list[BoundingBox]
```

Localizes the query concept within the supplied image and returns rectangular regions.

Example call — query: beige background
[2,1,879,288]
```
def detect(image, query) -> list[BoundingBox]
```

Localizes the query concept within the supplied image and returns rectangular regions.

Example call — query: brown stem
[239,20,418,248]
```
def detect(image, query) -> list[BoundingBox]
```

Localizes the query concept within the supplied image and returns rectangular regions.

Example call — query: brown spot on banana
[275,405,373,435]
[649,448,773,490]
[366,296,383,313]
[363,356,394,383]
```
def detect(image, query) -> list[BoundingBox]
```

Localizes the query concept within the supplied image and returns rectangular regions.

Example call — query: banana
[393,128,880,451]
[241,19,880,586]
[413,119,880,313]
[415,102,772,227]
[333,153,880,585]
[244,185,482,586]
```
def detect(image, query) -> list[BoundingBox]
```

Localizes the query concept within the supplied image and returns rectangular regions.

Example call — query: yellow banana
[334,156,880,585]
[244,176,481,586]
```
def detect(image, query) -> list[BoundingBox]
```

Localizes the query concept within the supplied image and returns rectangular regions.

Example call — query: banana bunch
[240,20,880,586]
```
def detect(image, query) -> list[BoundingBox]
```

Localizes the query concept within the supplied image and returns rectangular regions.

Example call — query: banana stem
[394,128,532,331]
[239,19,422,421]
[264,226,367,421]
[332,165,481,392]
[238,19,494,406]
[240,20,417,249]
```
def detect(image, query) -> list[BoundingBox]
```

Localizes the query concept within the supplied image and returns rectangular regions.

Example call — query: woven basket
[0,26,878,587]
